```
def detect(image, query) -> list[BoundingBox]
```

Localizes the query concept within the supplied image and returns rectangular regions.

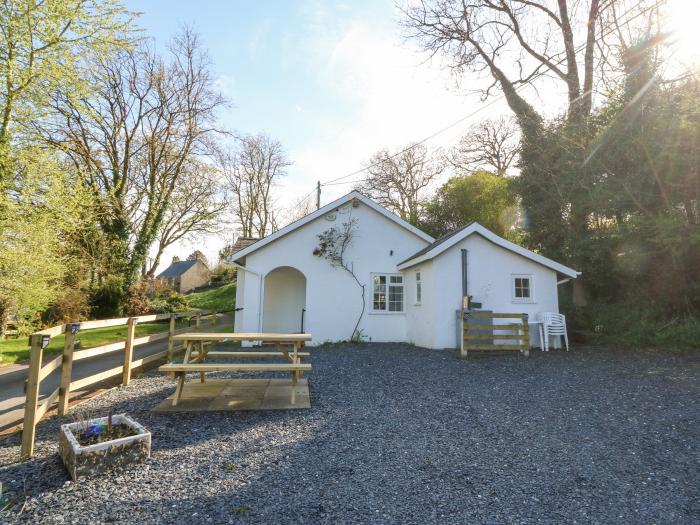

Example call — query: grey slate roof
[398,222,475,265]
[157,259,198,278]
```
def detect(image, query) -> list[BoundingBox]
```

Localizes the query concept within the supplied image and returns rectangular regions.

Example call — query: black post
[461,249,468,297]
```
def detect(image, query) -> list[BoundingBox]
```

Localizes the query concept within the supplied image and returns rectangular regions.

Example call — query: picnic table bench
[159,332,312,406]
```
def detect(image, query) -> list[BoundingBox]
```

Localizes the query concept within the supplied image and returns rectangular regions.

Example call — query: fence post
[211,311,217,328]
[195,310,201,328]
[58,323,79,416]
[460,296,468,358]
[21,334,45,460]
[122,317,138,386]
[522,314,530,357]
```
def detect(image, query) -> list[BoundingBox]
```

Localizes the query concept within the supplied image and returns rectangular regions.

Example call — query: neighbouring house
[228,191,578,349]
[157,255,210,293]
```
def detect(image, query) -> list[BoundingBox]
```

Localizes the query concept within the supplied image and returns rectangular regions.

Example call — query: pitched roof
[397,222,579,278]
[398,222,475,263]
[228,191,434,261]
[230,237,259,255]
[157,259,198,278]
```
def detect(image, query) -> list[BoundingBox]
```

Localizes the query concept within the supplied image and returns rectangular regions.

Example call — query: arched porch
[262,266,307,333]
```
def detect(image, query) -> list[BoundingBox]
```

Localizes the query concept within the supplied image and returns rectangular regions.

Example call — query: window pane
[416,283,422,303]
[388,284,403,311]
[373,275,386,310]
[390,275,402,284]
[513,277,531,299]
[416,272,421,282]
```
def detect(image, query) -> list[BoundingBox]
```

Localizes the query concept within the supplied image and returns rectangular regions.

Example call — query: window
[372,274,404,312]
[512,274,534,303]
[415,271,422,305]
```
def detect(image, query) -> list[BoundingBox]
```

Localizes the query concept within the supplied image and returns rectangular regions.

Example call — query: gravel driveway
[1,344,698,524]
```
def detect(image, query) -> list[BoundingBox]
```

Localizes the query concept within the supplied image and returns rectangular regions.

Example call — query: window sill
[511,299,535,304]
[369,310,405,315]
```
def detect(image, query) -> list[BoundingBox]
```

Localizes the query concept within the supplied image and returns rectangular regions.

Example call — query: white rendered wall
[404,261,434,349]
[235,201,429,345]
[422,234,560,349]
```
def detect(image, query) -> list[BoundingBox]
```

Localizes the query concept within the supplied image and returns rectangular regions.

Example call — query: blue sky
[126,0,509,267]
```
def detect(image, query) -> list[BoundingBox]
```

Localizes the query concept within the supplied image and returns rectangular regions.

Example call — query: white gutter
[230,262,264,333]
[557,272,582,285]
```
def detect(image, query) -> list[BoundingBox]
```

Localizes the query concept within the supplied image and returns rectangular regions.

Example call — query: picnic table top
[171,332,313,342]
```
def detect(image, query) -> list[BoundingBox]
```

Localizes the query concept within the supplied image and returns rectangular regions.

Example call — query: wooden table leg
[199,341,206,383]
[293,341,304,377]
[291,370,297,405]
[275,342,293,362]
[173,372,185,406]
[183,341,193,364]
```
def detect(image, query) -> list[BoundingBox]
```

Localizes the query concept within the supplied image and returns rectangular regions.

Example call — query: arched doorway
[262,266,307,333]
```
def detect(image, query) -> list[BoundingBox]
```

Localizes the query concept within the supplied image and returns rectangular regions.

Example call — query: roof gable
[397,223,579,278]
[228,191,434,261]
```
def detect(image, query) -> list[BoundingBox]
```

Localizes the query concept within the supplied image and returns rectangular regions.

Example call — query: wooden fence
[460,308,530,358]
[20,310,218,459]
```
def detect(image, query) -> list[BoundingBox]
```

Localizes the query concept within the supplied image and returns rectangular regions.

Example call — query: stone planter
[59,414,151,481]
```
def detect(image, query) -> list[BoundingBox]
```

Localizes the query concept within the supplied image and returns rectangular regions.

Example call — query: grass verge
[0,320,187,365]
[187,283,236,313]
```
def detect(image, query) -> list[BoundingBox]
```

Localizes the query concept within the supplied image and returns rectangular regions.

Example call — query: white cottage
[229,191,578,349]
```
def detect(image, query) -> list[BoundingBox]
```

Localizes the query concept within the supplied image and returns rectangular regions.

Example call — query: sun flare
[666,0,700,65]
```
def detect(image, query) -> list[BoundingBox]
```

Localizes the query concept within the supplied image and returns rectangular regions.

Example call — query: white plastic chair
[538,312,569,352]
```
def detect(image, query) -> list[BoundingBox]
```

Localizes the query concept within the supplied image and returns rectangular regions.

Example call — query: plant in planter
[59,412,151,481]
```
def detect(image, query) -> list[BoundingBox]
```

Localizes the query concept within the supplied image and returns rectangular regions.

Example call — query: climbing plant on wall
[313,219,366,341]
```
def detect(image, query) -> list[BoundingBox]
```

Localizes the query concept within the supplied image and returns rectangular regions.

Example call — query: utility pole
[316,181,321,210]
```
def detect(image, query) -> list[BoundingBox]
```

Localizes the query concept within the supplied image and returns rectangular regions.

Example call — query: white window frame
[370,273,405,314]
[511,274,535,303]
[415,271,422,305]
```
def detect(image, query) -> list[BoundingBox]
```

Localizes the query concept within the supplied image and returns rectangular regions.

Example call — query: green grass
[0,320,187,365]
[187,282,236,313]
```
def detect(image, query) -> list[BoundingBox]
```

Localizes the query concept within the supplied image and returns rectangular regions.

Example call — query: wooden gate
[461,311,530,357]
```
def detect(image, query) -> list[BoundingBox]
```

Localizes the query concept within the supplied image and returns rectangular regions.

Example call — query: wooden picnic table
[160,332,313,406]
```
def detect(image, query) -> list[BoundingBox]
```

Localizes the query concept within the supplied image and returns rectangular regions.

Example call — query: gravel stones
[0,344,698,524]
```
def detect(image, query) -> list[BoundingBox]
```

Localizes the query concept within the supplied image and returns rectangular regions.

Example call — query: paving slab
[151,378,310,412]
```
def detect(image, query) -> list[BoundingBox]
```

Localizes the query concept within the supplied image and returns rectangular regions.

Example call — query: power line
[322,96,504,186]
[318,0,664,189]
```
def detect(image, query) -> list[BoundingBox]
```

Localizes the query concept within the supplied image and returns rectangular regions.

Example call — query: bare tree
[145,161,226,277]
[356,143,442,225]
[278,194,315,229]
[403,1,660,129]
[45,27,226,284]
[449,117,520,176]
[219,133,291,238]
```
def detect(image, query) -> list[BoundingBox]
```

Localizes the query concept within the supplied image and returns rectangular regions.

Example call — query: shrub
[147,298,171,314]
[564,300,700,350]
[165,292,190,312]
[210,264,236,283]
[89,275,127,318]
[43,288,91,325]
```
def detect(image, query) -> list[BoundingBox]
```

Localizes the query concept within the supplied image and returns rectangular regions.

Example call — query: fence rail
[20,309,220,459]
[459,300,530,358]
